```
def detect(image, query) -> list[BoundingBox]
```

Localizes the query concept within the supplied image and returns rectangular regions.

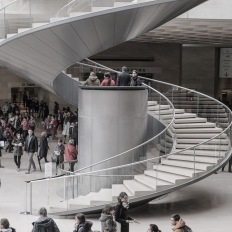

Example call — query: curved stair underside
[0,0,206,104]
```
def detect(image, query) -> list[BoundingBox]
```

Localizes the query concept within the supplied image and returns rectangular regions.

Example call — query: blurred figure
[117,66,131,86]
[101,72,115,86]
[84,72,100,86]
[171,214,192,232]
[53,139,65,173]
[12,133,23,172]
[74,213,93,232]
[147,224,161,232]
[64,139,77,172]
[99,205,117,232]
[38,132,49,163]
[32,207,60,232]
[62,118,70,144]
[0,218,16,232]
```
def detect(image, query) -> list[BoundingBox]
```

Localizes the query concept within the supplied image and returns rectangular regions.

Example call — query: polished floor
[0,129,231,232]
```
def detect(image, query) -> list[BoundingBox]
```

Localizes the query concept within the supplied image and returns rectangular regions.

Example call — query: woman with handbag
[115,192,137,232]
[99,205,117,232]
[12,133,23,172]
[64,139,77,172]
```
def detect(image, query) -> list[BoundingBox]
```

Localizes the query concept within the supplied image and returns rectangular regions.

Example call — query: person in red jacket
[64,139,78,172]
[100,72,116,86]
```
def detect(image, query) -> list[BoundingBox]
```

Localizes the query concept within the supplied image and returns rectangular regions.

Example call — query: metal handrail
[0,0,17,11]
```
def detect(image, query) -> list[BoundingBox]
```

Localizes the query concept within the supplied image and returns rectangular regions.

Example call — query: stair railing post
[20,182,30,215]
[29,182,32,215]
[196,93,199,117]
[3,7,6,38]
[29,0,32,29]
[159,95,161,120]
[193,148,196,178]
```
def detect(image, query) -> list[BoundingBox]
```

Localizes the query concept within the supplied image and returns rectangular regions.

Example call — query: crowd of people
[83,67,142,87]
[0,98,79,173]
[0,192,192,232]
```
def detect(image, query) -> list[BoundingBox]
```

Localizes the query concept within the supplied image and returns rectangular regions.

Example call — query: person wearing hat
[83,72,100,86]
[64,139,78,172]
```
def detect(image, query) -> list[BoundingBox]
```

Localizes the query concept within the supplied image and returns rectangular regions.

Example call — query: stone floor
[0,127,232,232]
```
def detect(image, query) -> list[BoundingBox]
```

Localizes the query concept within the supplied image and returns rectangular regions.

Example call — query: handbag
[51,154,57,163]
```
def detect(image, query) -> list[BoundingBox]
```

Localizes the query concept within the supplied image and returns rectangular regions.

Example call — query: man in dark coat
[38,132,49,163]
[32,207,60,232]
[117,66,131,86]
[24,128,38,174]
[69,122,78,147]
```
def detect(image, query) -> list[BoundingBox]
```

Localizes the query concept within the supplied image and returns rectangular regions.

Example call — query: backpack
[182,225,192,232]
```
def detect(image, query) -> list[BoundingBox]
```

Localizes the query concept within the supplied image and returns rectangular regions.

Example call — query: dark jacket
[39,136,49,158]
[12,138,23,156]
[74,221,93,232]
[117,71,131,86]
[24,135,38,153]
[115,203,133,232]
[32,217,60,232]
[99,213,117,232]
[69,124,78,142]
[0,125,5,141]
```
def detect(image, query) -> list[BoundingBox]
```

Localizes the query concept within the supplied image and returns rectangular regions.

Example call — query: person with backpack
[99,205,117,232]
[0,218,16,232]
[74,213,93,232]
[32,207,60,232]
[171,214,192,232]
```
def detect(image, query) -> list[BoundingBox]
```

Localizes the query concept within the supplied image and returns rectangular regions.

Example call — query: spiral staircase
[0,0,232,217]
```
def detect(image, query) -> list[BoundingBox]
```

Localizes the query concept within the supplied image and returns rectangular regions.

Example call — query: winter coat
[0,227,16,232]
[65,144,78,161]
[21,120,28,131]
[172,219,186,232]
[115,203,133,232]
[117,71,131,86]
[24,135,38,153]
[74,221,93,232]
[84,76,100,86]
[100,79,116,86]
[39,136,49,158]
[54,144,65,163]
[32,217,60,232]
[0,125,5,141]
[4,127,14,141]
[99,213,117,232]
[12,138,23,156]
[62,122,70,136]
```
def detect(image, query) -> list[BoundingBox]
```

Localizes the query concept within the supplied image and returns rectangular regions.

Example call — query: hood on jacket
[99,213,113,222]
[173,218,186,231]
[78,221,93,230]
[32,217,54,228]
[0,228,15,232]
[89,72,98,82]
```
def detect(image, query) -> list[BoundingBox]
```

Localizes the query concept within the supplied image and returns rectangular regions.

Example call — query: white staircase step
[174,149,226,157]
[123,179,154,195]
[112,184,134,201]
[18,28,31,33]
[69,192,97,206]
[50,17,69,23]
[32,22,49,28]
[176,133,227,139]
[175,143,228,151]
[176,138,229,145]
[7,33,17,38]
[173,122,216,129]
[174,117,207,124]
[134,174,173,190]
[172,127,223,134]
[174,113,196,119]
[168,154,221,164]
[90,189,112,205]
[148,105,170,111]
[161,159,213,171]
[144,170,188,184]
[147,101,157,106]
[153,164,202,177]
[0,39,5,43]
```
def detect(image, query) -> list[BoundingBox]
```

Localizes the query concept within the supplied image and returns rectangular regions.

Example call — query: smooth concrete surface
[1,146,232,232]
[78,87,147,194]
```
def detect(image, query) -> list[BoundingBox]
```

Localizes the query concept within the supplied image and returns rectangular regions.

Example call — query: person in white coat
[62,118,70,144]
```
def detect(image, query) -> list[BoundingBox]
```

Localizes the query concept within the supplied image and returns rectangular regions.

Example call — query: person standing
[115,192,136,232]
[64,139,78,172]
[12,133,23,172]
[0,218,16,232]
[38,132,49,163]
[29,115,37,131]
[4,124,14,153]
[99,205,117,232]
[117,66,131,86]
[23,92,28,107]
[53,139,65,173]
[70,121,78,147]
[24,128,38,174]
[62,118,70,144]
[101,72,116,86]
[83,72,100,86]
[32,207,60,232]
[21,117,29,141]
